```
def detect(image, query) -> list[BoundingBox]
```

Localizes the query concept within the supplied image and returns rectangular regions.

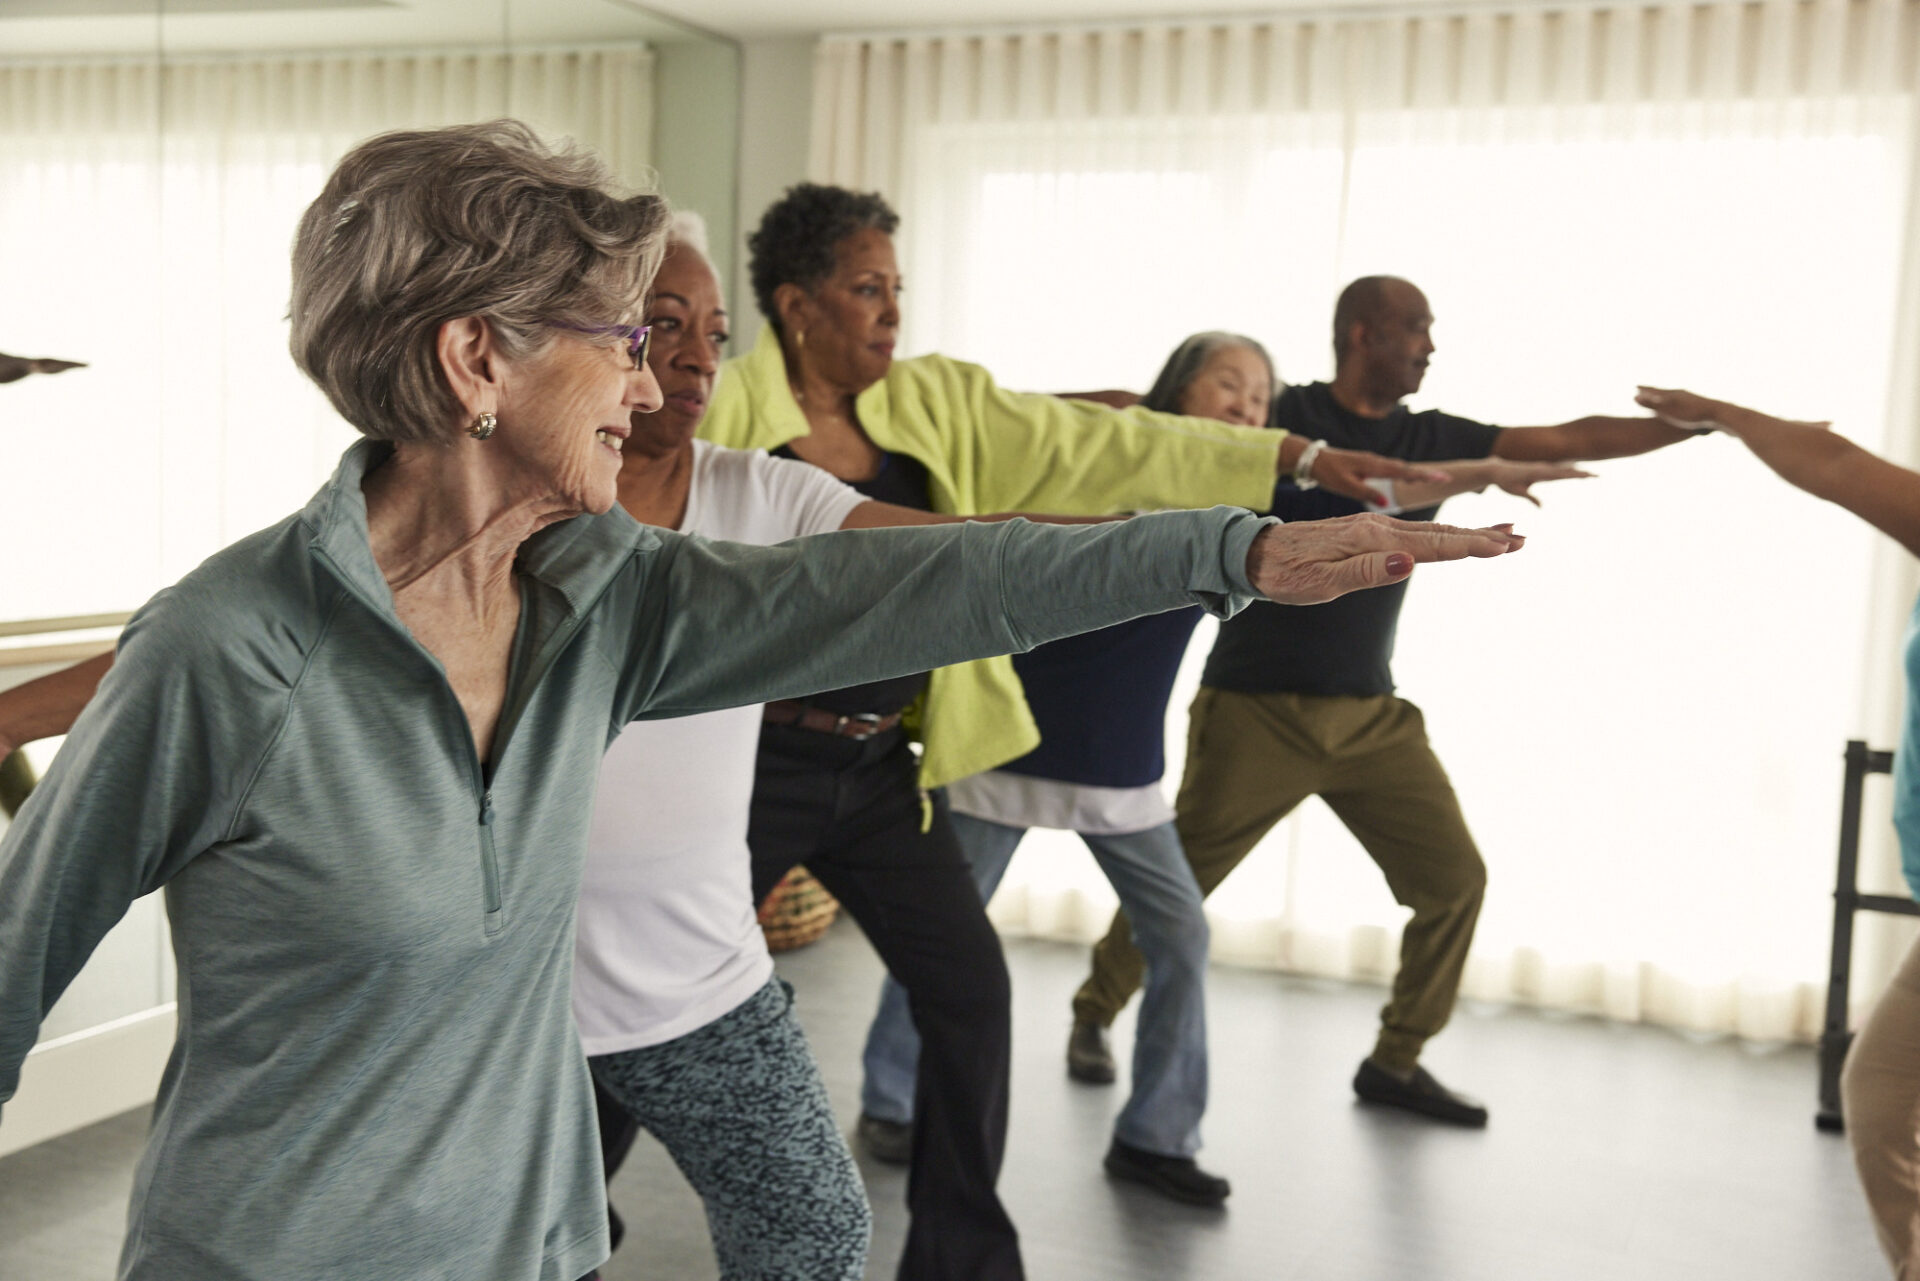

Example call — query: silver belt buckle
[837,712,885,739]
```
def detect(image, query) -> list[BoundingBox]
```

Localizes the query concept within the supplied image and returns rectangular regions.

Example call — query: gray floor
[0,921,1888,1280]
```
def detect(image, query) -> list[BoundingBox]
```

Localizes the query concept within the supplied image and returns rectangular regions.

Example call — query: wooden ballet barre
[0,612,129,669]
[0,612,132,640]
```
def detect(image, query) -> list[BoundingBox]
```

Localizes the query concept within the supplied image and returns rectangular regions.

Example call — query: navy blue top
[998,606,1205,788]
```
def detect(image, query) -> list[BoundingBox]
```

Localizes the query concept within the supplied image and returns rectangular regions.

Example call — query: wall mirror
[0,0,737,1151]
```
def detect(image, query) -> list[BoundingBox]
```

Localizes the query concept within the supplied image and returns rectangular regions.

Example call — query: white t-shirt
[573,441,867,1055]
[945,771,1175,836]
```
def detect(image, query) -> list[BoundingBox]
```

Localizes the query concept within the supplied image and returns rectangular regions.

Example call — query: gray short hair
[290,120,671,443]
[668,209,711,254]
[1141,331,1281,420]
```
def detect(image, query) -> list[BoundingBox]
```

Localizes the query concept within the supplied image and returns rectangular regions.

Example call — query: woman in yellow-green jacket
[698,184,1429,1281]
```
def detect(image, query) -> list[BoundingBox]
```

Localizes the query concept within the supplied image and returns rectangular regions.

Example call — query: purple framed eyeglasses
[552,322,651,371]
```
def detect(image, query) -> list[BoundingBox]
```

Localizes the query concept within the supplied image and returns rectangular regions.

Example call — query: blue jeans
[860,812,1210,1157]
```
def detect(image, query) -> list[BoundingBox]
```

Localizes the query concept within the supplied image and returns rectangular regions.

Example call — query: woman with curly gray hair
[0,122,1524,1281]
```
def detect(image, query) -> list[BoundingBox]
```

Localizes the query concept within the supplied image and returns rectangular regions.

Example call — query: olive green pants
[1073,687,1485,1073]
[0,749,34,818]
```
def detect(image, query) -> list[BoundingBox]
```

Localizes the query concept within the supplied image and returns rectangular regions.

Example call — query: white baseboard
[0,1005,175,1160]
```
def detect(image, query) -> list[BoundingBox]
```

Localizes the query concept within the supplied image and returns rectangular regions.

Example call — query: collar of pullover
[300,438,664,622]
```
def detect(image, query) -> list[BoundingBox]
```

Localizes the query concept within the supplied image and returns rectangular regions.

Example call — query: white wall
[653,37,743,295]
[730,37,816,351]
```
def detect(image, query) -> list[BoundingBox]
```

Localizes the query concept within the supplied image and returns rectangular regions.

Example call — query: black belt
[763,700,904,740]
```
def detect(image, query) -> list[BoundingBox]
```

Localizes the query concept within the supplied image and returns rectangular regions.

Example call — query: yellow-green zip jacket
[700,328,1289,788]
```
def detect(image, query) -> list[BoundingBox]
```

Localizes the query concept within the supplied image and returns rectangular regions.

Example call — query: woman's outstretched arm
[614,509,1523,722]
[1637,386,1920,558]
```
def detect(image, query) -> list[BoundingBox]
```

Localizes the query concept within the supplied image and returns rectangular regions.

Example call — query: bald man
[1070,276,1701,1125]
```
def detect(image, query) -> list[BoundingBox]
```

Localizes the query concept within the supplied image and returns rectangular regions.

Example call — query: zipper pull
[480,791,495,826]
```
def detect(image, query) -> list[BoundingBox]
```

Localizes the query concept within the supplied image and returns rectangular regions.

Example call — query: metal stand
[1817,740,1908,1133]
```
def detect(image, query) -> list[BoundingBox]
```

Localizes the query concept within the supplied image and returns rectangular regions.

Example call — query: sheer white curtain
[0,44,654,624]
[0,43,652,1055]
[812,4,1920,1042]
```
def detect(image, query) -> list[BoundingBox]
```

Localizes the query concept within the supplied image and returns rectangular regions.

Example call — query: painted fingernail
[1387,553,1413,576]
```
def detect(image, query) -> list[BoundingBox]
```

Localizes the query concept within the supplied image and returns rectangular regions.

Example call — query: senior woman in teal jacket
[0,121,1521,1281]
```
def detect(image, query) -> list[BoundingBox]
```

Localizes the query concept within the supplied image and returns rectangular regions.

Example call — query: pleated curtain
[809,5,1920,1043]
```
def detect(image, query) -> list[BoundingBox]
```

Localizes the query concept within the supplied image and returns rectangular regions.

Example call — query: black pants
[594,1081,639,1254]
[750,722,1021,1281]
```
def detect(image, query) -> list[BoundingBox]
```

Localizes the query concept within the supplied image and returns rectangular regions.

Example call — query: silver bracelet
[1293,438,1328,490]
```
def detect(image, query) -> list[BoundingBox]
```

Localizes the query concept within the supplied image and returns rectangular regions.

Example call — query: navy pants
[748,722,1022,1281]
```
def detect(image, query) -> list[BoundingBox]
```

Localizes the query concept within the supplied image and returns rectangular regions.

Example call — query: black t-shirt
[773,447,934,717]
[1200,382,1502,698]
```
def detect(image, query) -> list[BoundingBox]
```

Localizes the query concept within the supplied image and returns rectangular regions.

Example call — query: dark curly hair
[747,183,900,332]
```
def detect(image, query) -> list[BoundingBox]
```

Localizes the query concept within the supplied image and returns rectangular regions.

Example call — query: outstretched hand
[1633,386,1725,430]
[1636,386,1830,440]
[1246,512,1523,606]
[0,352,88,385]
[1312,446,1451,508]
[1487,461,1594,507]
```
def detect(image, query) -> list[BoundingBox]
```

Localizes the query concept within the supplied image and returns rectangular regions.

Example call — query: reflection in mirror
[0,0,738,631]
[1,0,165,629]
[0,0,737,1158]
[0,0,170,1117]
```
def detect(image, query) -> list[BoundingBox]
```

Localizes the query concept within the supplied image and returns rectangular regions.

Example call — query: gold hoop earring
[467,411,497,441]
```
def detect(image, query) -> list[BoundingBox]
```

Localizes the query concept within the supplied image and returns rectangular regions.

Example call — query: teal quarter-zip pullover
[0,440,1272,1280]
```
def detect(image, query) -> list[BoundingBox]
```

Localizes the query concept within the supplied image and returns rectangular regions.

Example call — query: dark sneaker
[1067,1020,1117,1084]
[856,1112,913,1164]
[1352,1059,1489,1127]
[1102,1138,1230,1206]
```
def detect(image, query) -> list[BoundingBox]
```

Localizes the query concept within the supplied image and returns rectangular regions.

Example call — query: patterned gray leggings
[588,977,871,1280]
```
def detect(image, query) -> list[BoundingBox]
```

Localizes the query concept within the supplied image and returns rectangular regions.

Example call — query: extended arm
[0,651,112,761]
[1389,459,1594,510]
[0,352,86,385]
[0,604,233,1105]
[1637,386,1920,558]
[619,510,1521,720]
[1056,390,1142,410]
[1051,389,1461,500]
[1492,414,1698,462]
[972,374,1439,514]
[837,503,1113,530]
